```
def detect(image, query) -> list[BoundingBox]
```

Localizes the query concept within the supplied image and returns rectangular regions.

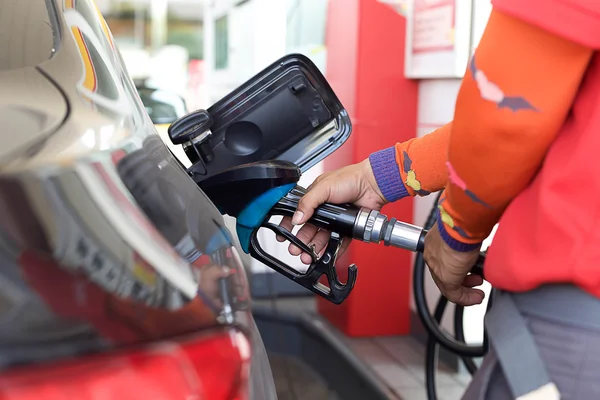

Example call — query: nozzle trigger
[249,222,357,304]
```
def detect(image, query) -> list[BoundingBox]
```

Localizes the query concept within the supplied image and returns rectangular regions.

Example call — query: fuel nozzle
[273,185,484,275]
[272,186,426,252]
[353,209,425,252]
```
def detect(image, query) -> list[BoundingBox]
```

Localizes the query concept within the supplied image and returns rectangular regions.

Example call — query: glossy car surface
[135,81,195,171]
[0,0,276,398]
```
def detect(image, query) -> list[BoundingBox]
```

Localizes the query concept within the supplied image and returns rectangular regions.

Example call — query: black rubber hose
[425,294,448,400]
[414,255,486,359]
[413,192,486,358]
[454,289,496,375]
[453,304,479,376]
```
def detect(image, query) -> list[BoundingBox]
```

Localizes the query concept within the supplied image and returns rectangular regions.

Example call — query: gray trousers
[462,287,600,400]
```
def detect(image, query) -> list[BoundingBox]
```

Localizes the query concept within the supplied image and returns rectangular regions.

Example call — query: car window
[0,0,59,70]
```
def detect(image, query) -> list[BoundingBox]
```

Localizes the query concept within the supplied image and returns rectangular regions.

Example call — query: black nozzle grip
[270,186,361,238]
[249,223,357,304]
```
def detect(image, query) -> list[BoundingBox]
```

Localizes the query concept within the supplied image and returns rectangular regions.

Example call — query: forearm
[369,122,451,202]
[438,9,594,250]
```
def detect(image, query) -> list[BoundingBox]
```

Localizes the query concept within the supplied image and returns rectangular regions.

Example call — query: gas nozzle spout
[352,209,425,252]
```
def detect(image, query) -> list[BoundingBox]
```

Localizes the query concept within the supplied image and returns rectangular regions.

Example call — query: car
[0,1,277,399]
[133,79,257,297]
[134,81,191,165]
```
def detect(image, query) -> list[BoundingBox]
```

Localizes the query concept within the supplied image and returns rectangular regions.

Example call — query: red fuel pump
[320,0,418,336]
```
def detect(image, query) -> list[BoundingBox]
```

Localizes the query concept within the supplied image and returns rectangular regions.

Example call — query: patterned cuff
[368,147,409,202]
[436,209,482,252]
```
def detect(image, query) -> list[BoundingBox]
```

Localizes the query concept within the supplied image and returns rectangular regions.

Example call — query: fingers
[288,224,331,265]
[277,216,294,242]
[431,272,485,306]
[457,274,485,306]
[280,227,350,265]
[277,215,335,264]
[293,181,332,225]
[444,285,485,306]
[216,266,234,278]
[462,273,484,288]
[203,264,233,279]
[275,213,353,265]
[299,229,331,265]
[456,287,485,306]
[289,224,318,256]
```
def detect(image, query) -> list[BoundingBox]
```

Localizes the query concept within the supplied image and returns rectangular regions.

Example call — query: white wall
[409,0,492,345]
[202,0,289,104]
[202,0,328,104]
[286,0,328,75]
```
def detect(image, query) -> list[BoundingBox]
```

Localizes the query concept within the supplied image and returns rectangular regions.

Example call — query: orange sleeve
[369,123,450,202]
[369,8,594,251]
[395,123,451,197]
[438,9,594,250]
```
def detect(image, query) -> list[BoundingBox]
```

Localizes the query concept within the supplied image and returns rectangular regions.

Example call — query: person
[280,2,600,399]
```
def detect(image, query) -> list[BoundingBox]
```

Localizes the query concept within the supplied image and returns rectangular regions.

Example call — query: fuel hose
[414,191,495,400]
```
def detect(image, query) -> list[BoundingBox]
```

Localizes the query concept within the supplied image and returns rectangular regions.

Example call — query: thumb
[453,286,484,306]
[293,182,332,225]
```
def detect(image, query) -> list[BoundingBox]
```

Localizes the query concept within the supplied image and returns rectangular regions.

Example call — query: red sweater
[369,2,600,296]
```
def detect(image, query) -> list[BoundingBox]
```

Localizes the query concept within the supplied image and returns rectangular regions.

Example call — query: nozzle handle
[248,222,357,304]
[271,186,361,238]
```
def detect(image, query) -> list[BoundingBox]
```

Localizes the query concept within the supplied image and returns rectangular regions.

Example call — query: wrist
[361,159,388,204]
[368,147,409,203]
[436,209,482,252]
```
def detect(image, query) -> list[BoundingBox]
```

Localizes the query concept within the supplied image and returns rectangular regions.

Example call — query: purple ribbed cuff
[368,147,409,202]
[436,209,482,252]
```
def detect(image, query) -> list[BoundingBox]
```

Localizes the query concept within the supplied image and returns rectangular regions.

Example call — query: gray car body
[0,0,276,398]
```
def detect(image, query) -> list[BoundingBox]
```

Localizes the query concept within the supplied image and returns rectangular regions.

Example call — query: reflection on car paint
[0,0,253,367]
[42,177,165,307]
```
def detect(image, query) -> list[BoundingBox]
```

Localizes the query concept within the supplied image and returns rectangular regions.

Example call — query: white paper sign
[412,0,455,53]
[405,0,473,78]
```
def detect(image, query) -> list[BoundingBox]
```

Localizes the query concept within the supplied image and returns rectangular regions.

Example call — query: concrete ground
[346,336,469,400]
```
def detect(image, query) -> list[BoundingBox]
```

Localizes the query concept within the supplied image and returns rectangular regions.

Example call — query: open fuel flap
[168,53,357,305]
[167,53,352,182]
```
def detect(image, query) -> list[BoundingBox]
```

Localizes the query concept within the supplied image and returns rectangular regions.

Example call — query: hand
[197,264,233,309]
[423,222,484,306]
[279,159,388,264]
